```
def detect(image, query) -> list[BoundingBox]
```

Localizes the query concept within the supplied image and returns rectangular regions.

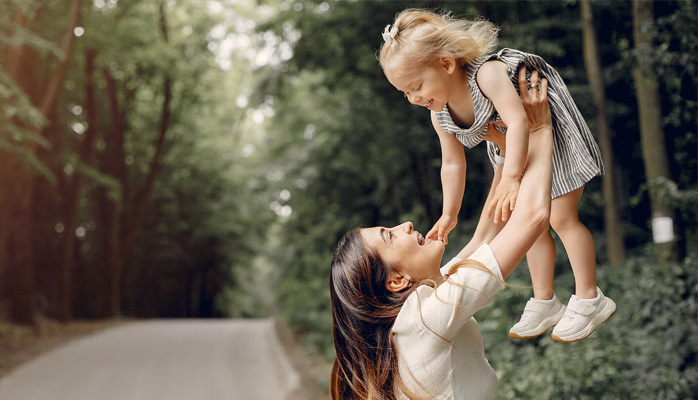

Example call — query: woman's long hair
[329,229,415,400]
[330,229,503,399]
[378,8,499,76]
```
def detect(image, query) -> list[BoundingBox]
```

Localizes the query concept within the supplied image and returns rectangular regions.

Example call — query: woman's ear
[440,54,458,74]
[386,273,412,293]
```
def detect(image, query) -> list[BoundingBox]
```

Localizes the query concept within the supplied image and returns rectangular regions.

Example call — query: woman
[329,67,580,399]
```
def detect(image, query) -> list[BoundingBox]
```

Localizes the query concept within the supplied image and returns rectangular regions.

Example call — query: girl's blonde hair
[378,8,499,76]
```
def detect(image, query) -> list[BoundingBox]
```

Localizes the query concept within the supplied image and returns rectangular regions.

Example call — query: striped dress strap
[433,56,497,149]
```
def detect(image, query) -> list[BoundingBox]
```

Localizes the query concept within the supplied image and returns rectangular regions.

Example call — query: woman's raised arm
[486,66,553,279]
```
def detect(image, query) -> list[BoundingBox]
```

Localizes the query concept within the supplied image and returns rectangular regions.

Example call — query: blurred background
[0,0,696,399]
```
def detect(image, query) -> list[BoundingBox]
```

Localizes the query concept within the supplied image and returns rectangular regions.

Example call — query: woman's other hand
[518,65,551,132]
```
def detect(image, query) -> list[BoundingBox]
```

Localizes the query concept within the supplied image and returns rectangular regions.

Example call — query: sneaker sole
[509,330,548,339]
[551,301,616,343]
[509,307,566,339]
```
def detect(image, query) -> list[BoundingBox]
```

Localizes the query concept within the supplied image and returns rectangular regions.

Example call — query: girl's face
[385,56,459,112]
[360,222,444,291]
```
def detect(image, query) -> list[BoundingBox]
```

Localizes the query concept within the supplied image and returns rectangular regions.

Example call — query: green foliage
[631,177,698,217]
[479,253,698,400]
[0,0,62,55]
[0,0,55,181]
[111,1,274,318]
[1,0,277,318]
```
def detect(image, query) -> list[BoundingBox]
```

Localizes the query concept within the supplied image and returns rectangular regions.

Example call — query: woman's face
[360,222,445,287]
[385,56,458,112]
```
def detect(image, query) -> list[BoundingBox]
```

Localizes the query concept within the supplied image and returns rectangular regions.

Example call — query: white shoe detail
[551,287,616,342]
[509,294,566,339]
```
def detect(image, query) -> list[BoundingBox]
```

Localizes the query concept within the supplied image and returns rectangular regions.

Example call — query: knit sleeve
[396,244,505,340]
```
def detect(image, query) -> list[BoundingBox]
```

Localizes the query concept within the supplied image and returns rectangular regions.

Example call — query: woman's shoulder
[393,246,505,338]
[393,285,436,333]
[394,249,502,331]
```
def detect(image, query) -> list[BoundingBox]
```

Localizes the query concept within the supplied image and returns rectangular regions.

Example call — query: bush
[479,252,698,400]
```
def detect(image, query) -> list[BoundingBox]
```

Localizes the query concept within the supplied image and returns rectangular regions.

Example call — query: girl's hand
[426,214,458,245]
[485,176,520,223]
[518,65,551,132]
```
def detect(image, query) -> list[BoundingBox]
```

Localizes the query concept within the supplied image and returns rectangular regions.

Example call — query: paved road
[0,319,300,400]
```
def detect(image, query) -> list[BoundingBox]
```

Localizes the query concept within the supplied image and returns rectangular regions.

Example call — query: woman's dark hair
[329,229,415,399]
[329,229,495,399]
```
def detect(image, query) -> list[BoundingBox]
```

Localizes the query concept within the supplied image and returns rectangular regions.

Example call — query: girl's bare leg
[550,186,597,298]
[525,229,556,299]
[550,184,614,342]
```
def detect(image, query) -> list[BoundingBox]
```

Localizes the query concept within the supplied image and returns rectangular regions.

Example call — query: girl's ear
[386,273,412,293]
[440,53,458,74]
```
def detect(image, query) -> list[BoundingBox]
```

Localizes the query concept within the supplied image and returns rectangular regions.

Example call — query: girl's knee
[550,212,579,233]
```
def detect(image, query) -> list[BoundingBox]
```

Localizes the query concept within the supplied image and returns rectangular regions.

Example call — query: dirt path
[0,319,299,400]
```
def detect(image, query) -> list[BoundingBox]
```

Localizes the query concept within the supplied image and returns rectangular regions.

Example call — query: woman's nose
[400,221,413,233]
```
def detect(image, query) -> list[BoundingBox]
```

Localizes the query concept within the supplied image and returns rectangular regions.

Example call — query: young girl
[378,8,615,342]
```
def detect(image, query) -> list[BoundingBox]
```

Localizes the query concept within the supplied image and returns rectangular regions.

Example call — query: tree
[0,0,270,321]
[103,0,173,317]
[580,0,626,266]
[0,0,83,324]
[632,0,678,263]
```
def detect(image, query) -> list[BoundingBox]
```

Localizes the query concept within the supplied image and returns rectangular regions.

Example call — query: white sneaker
[509,294,566,339]
[551,287,616,343]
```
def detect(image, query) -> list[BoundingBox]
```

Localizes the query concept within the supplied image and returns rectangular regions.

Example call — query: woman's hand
[518,66,551,132]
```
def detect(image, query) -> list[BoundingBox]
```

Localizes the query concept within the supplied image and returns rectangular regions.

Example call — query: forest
[1,0,696,398]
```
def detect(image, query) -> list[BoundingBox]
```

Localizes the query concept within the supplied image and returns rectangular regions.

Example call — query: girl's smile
[385,55,470,116]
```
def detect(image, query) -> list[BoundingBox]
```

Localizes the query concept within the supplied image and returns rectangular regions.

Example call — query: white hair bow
[382,24,398,42]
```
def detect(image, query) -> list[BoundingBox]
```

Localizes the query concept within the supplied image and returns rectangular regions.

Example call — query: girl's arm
[476,60,530,223]
[425,112,466,245]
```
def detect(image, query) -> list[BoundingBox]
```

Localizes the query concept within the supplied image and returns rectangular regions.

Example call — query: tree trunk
[119,75,171,258]
[58,49,98,320]
[40,0,82,118]
[632,0,678,263]
[100,2,173,317]
[118,0,173,285]
[1,0,83,323]
[580,0,626,267]
[43,0,83,321]
[101,68,126,317]
[0,11,26,320]
[0,10,42,326]
[6,159,37,326]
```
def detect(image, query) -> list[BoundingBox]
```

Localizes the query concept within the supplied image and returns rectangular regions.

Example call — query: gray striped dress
[435,48,605,199]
